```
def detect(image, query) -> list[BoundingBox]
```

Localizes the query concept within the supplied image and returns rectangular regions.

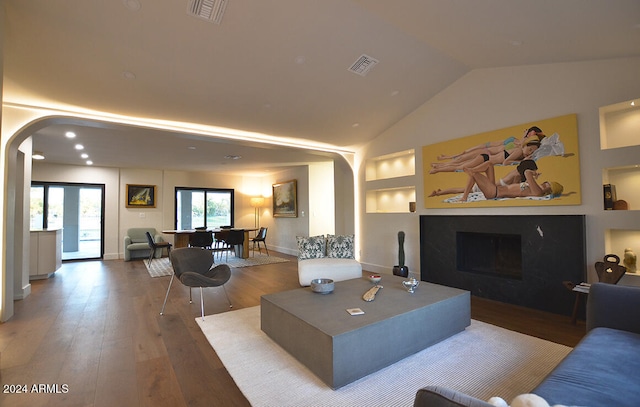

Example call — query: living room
[2,1,640,406]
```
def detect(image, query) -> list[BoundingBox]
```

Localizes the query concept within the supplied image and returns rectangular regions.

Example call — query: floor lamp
[250,197,265,228]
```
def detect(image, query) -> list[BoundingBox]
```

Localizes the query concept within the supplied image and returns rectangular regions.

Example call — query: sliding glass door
[30,182,104,260]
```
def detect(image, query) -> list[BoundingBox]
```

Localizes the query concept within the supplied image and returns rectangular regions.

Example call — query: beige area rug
[196,306,572,407]
[144,254,289,278]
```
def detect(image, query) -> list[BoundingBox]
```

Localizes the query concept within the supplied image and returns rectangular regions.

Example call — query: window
[175,187,234,229]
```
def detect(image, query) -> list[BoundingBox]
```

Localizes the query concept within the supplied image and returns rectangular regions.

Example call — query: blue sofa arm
[587,283,640,334]
[414,386,494,407]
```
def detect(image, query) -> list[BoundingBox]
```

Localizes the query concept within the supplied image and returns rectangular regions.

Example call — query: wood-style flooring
[0,252,585,406]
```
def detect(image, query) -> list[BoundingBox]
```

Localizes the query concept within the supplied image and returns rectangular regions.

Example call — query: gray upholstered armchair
[160,247,232,320]
[124,227,166,261]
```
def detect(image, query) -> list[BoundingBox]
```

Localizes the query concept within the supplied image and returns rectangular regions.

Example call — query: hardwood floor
[0,253,585,406]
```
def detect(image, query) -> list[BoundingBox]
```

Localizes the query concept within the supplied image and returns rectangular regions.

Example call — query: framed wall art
[423,114,581,208]
[126,184,156,208]
[272,179,297,217]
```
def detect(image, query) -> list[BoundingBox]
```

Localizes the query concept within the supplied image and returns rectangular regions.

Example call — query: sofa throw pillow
[326,234,355,259]
[297,235,326,260]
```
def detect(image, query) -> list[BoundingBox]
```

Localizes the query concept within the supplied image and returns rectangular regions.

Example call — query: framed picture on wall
[126,184,156,208]
[272,180,297,217]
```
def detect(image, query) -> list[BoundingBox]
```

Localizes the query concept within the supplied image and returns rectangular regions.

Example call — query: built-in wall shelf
[603,165,640,211]
[365,149,415,181]
[599,99,640,150]
[365,149,416,213]
[600,98,640,278]
[365,186,416,214]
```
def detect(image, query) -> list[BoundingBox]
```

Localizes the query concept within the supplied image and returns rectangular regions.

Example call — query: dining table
[162,228,258,259]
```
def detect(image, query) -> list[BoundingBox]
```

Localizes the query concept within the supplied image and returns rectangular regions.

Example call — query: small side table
[562,281,590,324]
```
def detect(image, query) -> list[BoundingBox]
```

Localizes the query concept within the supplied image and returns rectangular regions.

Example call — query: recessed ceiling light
[32,151,45,160]
[81,153,89,159]
[75,144,84,150]
[294,56,306,65]
[352,123,360,128]
[123,0,141,11]
[86,160,94,165]
[224,154,242,160]
[508,40,523,46]
[187,146,196,150]
[65,131,76,138]
[390,90,400,97]
[123,71,136,80]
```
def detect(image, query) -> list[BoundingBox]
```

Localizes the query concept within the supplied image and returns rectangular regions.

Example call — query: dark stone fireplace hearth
[420,215,586,316]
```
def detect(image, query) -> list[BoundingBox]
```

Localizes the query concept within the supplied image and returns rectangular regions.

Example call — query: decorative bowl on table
[368,275,382,284]
[310,278,335,294]
[402,277,420,293]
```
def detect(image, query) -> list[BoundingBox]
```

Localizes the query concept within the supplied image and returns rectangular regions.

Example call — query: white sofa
[296,234,362,286]
[298,257,362,286]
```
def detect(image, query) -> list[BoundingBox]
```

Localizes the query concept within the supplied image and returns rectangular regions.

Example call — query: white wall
[263,166,311,255]
[359,57,640,284]
[308,162,335,237]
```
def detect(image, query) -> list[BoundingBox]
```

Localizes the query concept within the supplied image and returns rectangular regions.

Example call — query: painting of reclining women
[423,114,581,209]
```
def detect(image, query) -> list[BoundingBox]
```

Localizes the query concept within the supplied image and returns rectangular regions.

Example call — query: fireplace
[456,231,522,280]
[420,215,586,315]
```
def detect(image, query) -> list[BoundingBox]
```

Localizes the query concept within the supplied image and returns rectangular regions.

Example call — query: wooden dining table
[162,228,258,258]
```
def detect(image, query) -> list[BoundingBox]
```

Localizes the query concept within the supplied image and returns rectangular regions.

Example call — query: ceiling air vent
[348,54,379,77]
[187,0,228,24]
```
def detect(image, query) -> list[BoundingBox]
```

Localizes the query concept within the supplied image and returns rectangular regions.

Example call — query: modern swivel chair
[160,247,232,320]
[250,227,269,256]
[145,231,172,267]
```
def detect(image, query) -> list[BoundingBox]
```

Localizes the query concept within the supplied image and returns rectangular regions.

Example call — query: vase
[393,265,409,277]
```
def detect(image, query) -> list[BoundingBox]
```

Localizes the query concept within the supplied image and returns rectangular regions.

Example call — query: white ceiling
[3,0,640,174]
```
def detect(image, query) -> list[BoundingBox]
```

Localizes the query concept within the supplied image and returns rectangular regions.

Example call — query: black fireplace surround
[420,215,586,316]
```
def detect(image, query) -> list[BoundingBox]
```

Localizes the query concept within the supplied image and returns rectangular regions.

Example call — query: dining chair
[250,227,269,256]
[145,231,172,267]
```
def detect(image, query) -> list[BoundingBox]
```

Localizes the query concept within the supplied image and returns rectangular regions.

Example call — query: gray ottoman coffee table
[261,275,470,389]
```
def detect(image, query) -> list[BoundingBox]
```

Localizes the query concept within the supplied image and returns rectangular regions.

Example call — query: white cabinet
[30,229,62,280]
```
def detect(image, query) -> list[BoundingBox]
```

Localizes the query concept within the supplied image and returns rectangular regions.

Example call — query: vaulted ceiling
[4,0,640,173]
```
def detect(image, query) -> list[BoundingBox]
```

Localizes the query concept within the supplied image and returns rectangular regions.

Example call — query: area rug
[144,258,173,278]
[196,306,572,407]
[144,254,289,278]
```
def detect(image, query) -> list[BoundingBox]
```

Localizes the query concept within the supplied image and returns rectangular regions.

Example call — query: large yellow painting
[423,114,580,208]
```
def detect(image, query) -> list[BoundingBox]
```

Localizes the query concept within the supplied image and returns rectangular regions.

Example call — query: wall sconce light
[32,151,45,160]
[409,201,416,213]
[250,196,265,228]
